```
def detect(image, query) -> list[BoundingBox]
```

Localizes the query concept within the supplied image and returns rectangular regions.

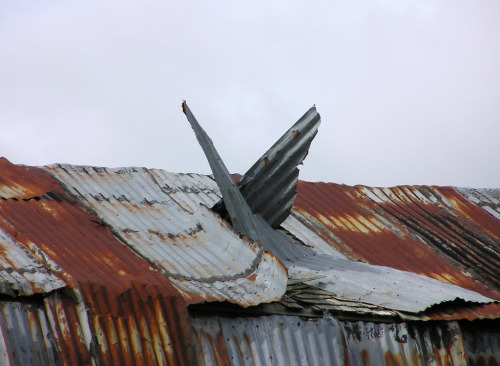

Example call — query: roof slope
[42,164,498,317]
[0,157,195,365]
[290,182,500,299]
[44,163,287,306]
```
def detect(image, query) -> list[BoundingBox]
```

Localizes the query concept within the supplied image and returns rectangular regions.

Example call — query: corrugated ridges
[463,328,500,365]
[44,164,287,306]
[0,158,59,199]
[457,187,500,220]
[291,181,500,300]
[0,301,61,366]
[0,227,66,297]
[190,314,469,366]
[214,106,321,229]
[285,253,493,314]
[0,160,195,365]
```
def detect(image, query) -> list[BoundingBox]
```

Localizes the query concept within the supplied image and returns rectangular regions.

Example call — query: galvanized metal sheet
[190,313,469,366]
[0,301,61,366]
[211,105,321,228]
[285,254,493,314]
[45,164,288,306]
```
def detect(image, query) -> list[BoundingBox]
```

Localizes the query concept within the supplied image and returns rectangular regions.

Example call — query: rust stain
[209,325,232,366]
[0,157,59,199]
[292,181,500,301]
[361,349,370,365]
[0,159,197,365]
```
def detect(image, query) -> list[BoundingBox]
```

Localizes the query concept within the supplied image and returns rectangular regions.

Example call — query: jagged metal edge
[213,106,321,228]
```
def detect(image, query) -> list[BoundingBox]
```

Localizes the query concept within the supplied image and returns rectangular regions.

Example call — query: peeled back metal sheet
[45,164,288,307]
[212,106,321,228]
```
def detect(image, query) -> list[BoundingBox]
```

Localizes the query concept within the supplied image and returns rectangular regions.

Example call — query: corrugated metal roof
[43,164,497,316]
[0,159,197,365]
[178,107,496,315]
[290,181,500,300]
[190,313,470,366]
[2,153,499,363]
[457,187,500,220]
[44,164,287,306]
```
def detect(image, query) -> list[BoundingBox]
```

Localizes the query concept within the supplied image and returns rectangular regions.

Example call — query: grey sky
[1,1,499,187]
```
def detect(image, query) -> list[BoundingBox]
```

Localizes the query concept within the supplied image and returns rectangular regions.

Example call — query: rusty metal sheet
[290,181,500,300]
[0,160,196,365]
[44,164,288,307]
[190,313,469,366]
[0,301,61,366]
[457,187,500,220]
[359,185,500,292]
[0,157,59,200]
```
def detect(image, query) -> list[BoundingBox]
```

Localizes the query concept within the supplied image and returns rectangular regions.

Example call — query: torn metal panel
[45,164,288,307]
[182,101,262,241]
[182,102,313,260]
[212,106,321,228]
[0,228,66,296]
[286,254,493,314]
[190,313,470,366]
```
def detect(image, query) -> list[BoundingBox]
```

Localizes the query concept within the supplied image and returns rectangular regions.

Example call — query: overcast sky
[1,1,499,187]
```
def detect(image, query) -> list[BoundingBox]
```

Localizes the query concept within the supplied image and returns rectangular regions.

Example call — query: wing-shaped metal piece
[182,101,259,240]
[213,106,320,228]
[182,101,303,259]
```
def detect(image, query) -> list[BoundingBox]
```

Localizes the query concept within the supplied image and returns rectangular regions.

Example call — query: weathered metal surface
[0,157,59,200]
[285,253,493,314]
[0,301,61,366]
[183,101,308,283]
[212,105,321,228]
[45,164,288,306]
[190,313,470,366]
[0,160,196,365]
[463,329,500,366]
[0,227,66,297]
[290,182,500,299]
[44,162,495,316]
[457,187,500,221]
